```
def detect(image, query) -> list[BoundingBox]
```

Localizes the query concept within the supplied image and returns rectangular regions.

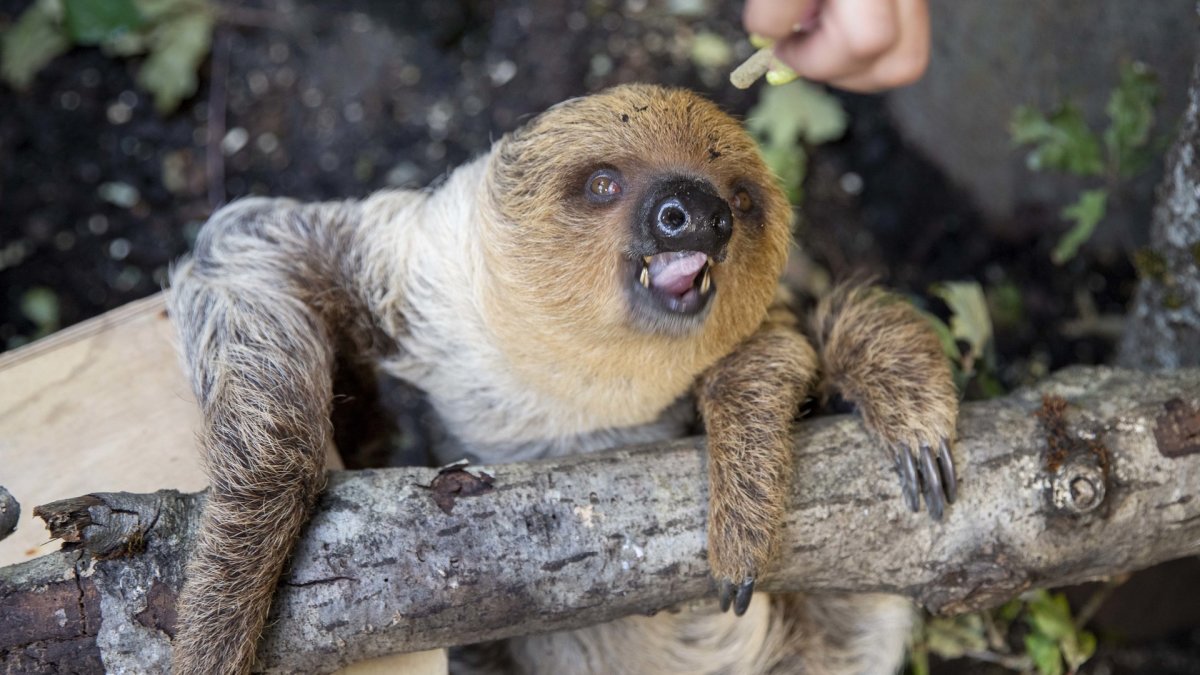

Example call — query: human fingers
[743,0,821,42]
[827,0,929,91]
[773,0,899,85]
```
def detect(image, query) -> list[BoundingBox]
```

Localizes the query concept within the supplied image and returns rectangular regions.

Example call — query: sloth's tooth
[700,267,711,294]
[639,265,650,288]
[643,256,653,265]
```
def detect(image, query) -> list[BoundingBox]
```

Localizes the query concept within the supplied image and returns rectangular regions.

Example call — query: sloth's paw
[842,351,959,520]
[706,503,778,616]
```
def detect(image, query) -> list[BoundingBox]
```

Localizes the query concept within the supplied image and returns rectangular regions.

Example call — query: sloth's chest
[379,351,697,465]
[430,395,697,465]
[379,310,701,464]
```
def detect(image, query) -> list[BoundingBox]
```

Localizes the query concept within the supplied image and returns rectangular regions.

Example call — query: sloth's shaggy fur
[169,84,958,674]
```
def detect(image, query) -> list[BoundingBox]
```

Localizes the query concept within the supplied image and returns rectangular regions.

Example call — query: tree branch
[2,366,1198,673]
[1118,55,1200,368]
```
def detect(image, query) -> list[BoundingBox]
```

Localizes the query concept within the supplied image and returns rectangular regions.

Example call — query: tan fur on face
[479,85,792,427]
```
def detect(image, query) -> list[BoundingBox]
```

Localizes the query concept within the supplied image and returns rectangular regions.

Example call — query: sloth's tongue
[648,251,707,296]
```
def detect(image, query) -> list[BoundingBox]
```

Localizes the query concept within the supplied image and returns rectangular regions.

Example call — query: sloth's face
[488,85,790,337]
[577,164,764,334]
[483,85,791,417]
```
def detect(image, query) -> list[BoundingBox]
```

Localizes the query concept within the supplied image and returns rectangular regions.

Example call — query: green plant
[1010,61,1161,264]
[912,589,1101,675]
[918,280,1006,398]
[1,0,215,113]
[745,79,847,203]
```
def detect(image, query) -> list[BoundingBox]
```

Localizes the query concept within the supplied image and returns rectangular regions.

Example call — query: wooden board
[0,293,206,566]
[0,293,448,673]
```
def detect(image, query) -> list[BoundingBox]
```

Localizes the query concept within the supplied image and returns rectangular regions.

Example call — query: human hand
[742,0,930,92]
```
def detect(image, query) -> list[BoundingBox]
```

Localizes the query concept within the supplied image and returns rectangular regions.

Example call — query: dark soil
[0,0,1136,385]
[2,0,762,349]
[0,0,1192,672]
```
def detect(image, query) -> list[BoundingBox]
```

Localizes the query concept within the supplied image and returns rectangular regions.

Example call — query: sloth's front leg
[813,285,960,520]
[697,319,818,615]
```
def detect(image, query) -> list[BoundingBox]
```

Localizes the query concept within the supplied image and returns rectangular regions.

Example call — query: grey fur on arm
[169,198,373,674]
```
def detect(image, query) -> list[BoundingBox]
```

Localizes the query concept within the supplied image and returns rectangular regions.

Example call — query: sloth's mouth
[632,250,715,316]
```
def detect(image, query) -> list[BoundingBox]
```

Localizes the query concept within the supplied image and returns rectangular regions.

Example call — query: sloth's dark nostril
[658,203,687,232]
[644,179,732,255]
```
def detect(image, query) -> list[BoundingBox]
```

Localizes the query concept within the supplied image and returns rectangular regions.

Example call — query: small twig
[981,610,1009,653]
[965,649,1033,670]
[206,28,229,211]
[1073,574,1130,630]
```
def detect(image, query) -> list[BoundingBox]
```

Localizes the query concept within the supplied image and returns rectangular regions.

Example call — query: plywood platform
[0,293,205,566]
[0,293,445,674]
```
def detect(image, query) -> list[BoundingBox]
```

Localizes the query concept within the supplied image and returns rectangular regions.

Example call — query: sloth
[168,84,958,674]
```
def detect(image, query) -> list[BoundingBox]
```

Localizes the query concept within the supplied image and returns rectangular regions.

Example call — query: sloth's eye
[587,172,621,199]
[731,189,753,212]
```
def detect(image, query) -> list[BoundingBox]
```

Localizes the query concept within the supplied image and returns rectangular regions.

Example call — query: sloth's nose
[647,179,733,254]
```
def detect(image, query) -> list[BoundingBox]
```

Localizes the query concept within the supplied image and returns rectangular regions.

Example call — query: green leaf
[1064,629,1097,670]
[1027,591,1075,641]
[62,0,143,45]
[764,61,798,86]
[923,614,988,660]
[908,645,930,675]
[1104,61,1159,177]
[137,6,213,113]
[20,287,61,334]
[1024,591,1096,672]
[101,29,149,57]
[986,280,1023,329]
[757,143,806,203]
[0,0,71,90]
[747,80,847,147]
[996,598,1024,623]
[930,281,993,366]
[133,0,209,21]
[918,309,961,363]
[1025,632,1065,675]
[689,31,732,69]
[1011,103,1104,176]
[1052,189,1107,265]
[746,81,845,202]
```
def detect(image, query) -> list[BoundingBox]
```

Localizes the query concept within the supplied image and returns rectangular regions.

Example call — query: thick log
[1,366,1198,673]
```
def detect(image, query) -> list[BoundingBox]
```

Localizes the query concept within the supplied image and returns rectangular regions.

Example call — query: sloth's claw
[895,449,920,512]
[919,444,945,521]
[718,577,756,615]
[734,578,755,615]
[893,440,956,521]
[718,579,734,613]
[939,438,957,504]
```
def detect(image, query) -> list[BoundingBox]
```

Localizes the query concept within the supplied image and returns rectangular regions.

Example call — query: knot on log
[1036,394,1113,516]
[1154,397,1200,457]
[1052,458,1107,514]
